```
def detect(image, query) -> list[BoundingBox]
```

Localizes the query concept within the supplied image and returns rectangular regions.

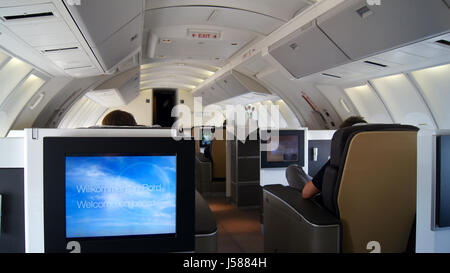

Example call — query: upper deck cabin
[0,0,449,256]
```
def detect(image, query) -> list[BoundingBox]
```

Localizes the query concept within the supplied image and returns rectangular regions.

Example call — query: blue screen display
[65,155,177,238]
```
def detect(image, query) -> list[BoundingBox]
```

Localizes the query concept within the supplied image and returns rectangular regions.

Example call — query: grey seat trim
[195,230,218,238]
[263,188,340,228]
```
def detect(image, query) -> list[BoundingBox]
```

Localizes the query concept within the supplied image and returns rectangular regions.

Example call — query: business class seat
[263,124,418,253]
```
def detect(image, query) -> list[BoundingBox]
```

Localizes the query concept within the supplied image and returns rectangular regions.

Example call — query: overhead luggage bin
[317,0,450,61]
[85,67,140,107]
[193,70,271,106]
[63,0,143,73]
[268,21,350,79]
[217,70,270,98]
[194,81,228,106]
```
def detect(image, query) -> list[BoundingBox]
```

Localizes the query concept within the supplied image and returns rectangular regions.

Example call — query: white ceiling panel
[141,76,201,86]
[140,62,217,90]
[147,24,257,63]
[41,46,92,70]
[140,1,320,93]
[145,6,284,35]
[145,0,316,21]
[6,20,77,47]
[141,72,204,83]
[371,50,428,66]
[154,37,248,60]
[141,81,197,90]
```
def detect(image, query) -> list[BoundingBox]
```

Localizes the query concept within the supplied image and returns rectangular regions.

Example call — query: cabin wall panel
[417,129,450,253]
[344,84,393,123]
[258,69,342,130]
[411,64,450,130]
[371,74,436,129]
[12,77,72,131]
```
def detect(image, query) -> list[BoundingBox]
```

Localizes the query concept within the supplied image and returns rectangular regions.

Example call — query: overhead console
[269,0,450,79]
[0,1,143,78]
[192,70,272,106]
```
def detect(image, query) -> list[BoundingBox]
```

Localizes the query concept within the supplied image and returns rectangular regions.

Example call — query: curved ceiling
[140,62,218,91]
[145,0,317,21]
[140,0,318,92]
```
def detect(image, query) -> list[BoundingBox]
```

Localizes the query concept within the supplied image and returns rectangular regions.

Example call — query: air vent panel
[364,60,388,68]
[43,47,79,53]
[322,73,342,79]
[3,12,54,21]
[436,39,450,47]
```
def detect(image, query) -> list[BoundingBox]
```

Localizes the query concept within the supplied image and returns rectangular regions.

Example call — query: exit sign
[188,30,221,40]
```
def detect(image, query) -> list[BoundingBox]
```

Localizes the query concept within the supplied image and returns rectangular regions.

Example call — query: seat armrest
[195,158,212,194]
[195,191,217,235]
[263,185,341,253]
[263,185,340,226]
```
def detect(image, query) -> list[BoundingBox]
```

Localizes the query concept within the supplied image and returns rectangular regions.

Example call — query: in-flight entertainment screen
[65,155,177,238]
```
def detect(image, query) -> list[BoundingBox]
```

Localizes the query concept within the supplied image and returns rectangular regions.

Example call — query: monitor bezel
[260,130,305,168]
[436,135,450,228]
[43,137,195,253]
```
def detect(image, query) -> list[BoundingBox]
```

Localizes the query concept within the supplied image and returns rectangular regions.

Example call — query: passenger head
[339,116,367,129]
[102,110,137,126]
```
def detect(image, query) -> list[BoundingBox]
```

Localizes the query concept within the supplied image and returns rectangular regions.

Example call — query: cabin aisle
[205,196,264,253]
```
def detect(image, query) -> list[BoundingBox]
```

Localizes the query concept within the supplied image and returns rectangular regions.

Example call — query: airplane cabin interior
[0,0,449,259]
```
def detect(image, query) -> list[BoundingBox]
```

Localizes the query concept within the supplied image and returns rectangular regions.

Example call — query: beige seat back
[337,131,417,253]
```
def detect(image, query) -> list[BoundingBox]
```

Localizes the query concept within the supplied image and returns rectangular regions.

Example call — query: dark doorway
[152,89,176,127]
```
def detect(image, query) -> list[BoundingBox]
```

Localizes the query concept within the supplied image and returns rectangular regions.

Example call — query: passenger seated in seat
[102,110,137,126]
[286,116,367,199]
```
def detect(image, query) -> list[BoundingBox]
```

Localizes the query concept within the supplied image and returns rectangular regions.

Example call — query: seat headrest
[322,123,418,216]
[329,124,418,168]
[82,125,166,129]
